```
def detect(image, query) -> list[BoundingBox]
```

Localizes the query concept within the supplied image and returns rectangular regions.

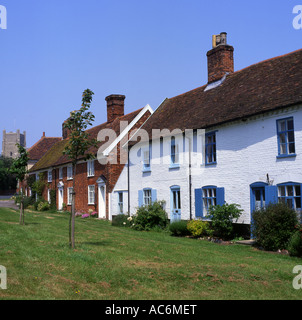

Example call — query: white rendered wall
[128,105,302,224]
[110,164,128,218]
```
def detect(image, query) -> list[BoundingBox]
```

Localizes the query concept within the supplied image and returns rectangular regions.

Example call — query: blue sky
[0,0,301,148]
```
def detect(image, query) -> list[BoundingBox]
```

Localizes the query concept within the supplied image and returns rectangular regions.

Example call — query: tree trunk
[70,163,77,249]
[19,200,23,225]
[19,186,24,225]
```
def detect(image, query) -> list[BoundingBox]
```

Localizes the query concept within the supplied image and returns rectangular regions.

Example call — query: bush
[169,220,190,237]
[132,201,168,231]
[49,189,56,209]
[187,220,212,238]
[288,225,302,257]
[13,195,35,209]
[112,214,130,227]
[252,203,298,251]
[37,200,50,212]
[208,203,243,240]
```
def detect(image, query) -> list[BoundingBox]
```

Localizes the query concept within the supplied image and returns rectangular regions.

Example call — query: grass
[0,207,301,300]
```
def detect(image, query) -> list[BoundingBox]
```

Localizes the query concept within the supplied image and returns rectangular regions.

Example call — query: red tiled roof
[29,108,143,172]
[140,48,302,139]
[27,136,61,161]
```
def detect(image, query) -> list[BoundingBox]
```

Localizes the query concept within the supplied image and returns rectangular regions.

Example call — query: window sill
[276,154,296,159]
[87,175,95,178]
[205,162,217,166]
[169,163,180,170]
[67,178,73,180]
[142,168,151,173]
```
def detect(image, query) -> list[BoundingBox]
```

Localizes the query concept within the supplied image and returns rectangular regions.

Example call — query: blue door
[251,187,266,212]
[250,183,268,239]
[171,186,181,223]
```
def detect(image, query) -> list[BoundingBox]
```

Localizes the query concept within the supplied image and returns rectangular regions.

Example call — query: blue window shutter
[265,185,278,205]
[216,187,225,206]
[151,189,157,203]
[138,190,143,207]
[195,188,203,217]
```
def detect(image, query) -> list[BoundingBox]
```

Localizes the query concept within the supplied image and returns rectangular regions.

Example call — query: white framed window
[48,170,52,182]
[67,166,73,180]
[59,167,63,180]
[36,173,39,181]
[202,187,217,215]
[118,192,123,214]
[143,189,152,206]
[278,183,301,210]
[47,189,51,204]
[87,160,95,177]
[171,137,180,167]
[88,185,95,205]
[142,148,151,172]
[67,187,73,205]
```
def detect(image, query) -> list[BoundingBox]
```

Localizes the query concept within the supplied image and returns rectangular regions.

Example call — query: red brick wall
[207,45,234,83]
[30,109,151,219]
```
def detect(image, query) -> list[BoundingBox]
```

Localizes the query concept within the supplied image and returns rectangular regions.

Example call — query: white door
[58,187,64,210]
[98,184,106,219]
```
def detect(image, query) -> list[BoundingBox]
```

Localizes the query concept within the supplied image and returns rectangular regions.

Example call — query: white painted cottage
[118,33,302,235]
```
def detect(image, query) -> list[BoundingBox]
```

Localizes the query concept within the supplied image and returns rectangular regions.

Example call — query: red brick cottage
[17,133,61,196]
[28,94,152,219]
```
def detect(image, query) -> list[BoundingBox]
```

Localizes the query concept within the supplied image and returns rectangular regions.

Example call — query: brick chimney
[62,111,76,139]
[105,94,125,123]
[207,32,234,84]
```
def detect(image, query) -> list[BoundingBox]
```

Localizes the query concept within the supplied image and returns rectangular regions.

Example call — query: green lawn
[0,207,301,300]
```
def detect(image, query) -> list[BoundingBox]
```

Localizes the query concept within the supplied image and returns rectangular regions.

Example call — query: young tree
[9,144,29,225]
[63,89,98,248]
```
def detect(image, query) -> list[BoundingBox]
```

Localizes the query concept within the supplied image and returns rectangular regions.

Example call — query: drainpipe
[185,131,193,221]
[128,145,131,214]
[189,136,192,221]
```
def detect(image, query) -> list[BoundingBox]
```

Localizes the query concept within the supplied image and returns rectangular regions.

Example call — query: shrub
[81,213,90,219]
[169,220,190,237]
[49,190,56,209]
[208,203,243,240]
[37,201,50,212]
[252,203,298,251]
[288,225,302,257]
[91,211,98,217]
[112,214,130,227]
[187,220,212,238]
[132,201,168,231]
[14,195,35,209]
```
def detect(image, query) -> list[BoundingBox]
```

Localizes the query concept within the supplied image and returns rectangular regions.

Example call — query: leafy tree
[31,172,46,201]
[63,89,98,248]
[9,144,29,225]
[0,156,17,192]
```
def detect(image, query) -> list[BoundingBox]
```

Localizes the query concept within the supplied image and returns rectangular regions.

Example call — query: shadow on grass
[82,241,110,246]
